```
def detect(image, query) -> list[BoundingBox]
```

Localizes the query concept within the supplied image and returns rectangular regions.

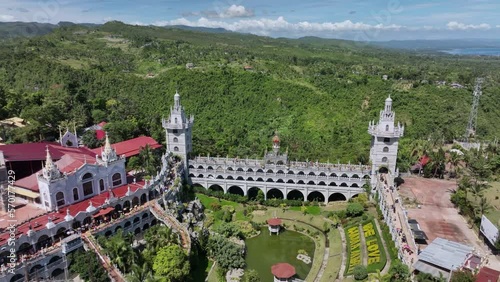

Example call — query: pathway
[359,224,368,266]
[313,247,330,282]
[373,219,392,275]
[82,233,125,282]
[336,225,347,281]
[151,201,191,251]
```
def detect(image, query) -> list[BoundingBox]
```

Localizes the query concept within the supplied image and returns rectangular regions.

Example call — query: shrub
[346,202,364,217]
[210,202,221,211]
[353,265,368,280]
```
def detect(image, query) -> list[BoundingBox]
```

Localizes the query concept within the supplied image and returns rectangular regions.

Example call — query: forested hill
[1,21,500,164]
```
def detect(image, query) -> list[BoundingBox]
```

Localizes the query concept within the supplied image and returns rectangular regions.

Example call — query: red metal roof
[0,179,145,245]
[14,146,99,192]
[0,142,63,162]
[267,218,282,226]
[92,206,115,218]
[271,263,296,279]
[92,136,162,158]
[476,267,500,282]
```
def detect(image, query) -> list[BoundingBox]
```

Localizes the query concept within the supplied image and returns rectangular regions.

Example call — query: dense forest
[1,21,500,164]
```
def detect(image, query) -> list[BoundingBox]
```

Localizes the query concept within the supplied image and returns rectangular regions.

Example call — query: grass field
[289,205,322,215]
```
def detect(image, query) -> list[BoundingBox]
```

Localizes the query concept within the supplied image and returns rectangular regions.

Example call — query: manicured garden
[344,219,387,275]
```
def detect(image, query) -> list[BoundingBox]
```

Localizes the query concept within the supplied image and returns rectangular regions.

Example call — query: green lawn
[289,205,322,215]
[197,193,240,210]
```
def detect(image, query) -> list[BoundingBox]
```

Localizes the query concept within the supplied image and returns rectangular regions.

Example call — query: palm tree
[448,152,463,178]
[139,144,158,176]
[126,263,154,282]
[368,269,388,282]
[475,195,492,217]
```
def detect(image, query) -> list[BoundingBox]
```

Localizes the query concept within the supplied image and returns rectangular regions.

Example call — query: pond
[245,227,315,281]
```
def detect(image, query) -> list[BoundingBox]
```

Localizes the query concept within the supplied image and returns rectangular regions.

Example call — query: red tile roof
[271,263,296,279]
[92,136,162,158]
[476,267,500,282]
[267,218,282,226]
[1,142,63,162]
[0,180,146,245]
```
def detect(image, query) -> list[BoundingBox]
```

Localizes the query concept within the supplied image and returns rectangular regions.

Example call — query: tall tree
[152,245,190,282]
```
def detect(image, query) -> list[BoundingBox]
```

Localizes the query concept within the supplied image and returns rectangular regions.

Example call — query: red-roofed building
[476,267,500,282]
[267,218,282,235]
[91,136,161,159]
[271,263,296,281]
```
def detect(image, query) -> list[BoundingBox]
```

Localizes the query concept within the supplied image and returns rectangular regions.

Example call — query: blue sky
[1,0,500,40]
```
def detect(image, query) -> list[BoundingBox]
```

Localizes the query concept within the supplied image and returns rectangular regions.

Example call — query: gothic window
[382,157,388,162]
[82,173,94,197]
[385,125,389,131]
[56,192,65,207]
[383,138,390,143]
[112,173,122,186]
[175,118,178,124]
[73,188,79,201]
[99,179,105,191]
[383,147,389,152]
[173,129,178,134]
[173,137,178,142]
[174,146,179,151]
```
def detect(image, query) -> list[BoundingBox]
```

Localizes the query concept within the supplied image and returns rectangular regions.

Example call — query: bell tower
[162,91,194,170]
[368,96,404,183]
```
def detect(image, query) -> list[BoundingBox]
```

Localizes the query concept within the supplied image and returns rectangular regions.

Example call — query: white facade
[368,96,404,185]
[38,136,126,211]
[162,92,194,170]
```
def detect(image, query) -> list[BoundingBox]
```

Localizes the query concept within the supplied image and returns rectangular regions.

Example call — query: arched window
[173,137,178,142]
[82,173,93,197]
[383,147,389,152]
[175,118,178,124]
[174,146,179,151]
[56,192,65,207]
[382,157,388,162]
[386,124,389,131]
[99,179,105,191]
[73,188,79,201]
[112,173,122,186]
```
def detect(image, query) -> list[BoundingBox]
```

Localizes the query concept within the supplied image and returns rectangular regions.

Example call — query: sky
[1,0,500,41]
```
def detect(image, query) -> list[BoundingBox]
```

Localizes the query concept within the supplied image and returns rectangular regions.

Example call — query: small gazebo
[267,218,282,235]
[271,263,296,282]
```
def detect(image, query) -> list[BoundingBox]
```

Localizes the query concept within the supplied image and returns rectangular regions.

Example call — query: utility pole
[464,78,484,142]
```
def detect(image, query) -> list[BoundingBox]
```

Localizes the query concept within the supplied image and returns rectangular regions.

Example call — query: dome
[385,95,392,102]
[86,201,97,213]
[45,217,56,229]
[64,209,74,222]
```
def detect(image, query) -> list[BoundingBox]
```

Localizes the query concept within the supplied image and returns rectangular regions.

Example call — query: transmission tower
[464,78,484,141]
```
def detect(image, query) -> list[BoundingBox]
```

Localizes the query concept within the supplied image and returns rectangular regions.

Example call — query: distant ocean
[441,48,500,56]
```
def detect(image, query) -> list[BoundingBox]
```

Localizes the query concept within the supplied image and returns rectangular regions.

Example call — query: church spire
[42,146,61,181]
[100,132,117,163]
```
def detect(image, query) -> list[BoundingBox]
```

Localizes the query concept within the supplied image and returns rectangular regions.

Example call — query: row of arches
[8,256,64,282]
[189,174,363,187]
[196,184,352,202]
[189,165,370,179]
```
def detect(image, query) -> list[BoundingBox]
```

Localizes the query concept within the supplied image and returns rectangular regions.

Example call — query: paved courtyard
[399,176,500,269]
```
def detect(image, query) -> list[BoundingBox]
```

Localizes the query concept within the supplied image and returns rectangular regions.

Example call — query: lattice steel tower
[465,78,484,141]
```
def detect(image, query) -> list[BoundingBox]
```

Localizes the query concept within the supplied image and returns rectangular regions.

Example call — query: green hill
[1,21,500,165]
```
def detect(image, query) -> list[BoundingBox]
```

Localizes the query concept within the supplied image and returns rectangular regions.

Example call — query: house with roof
[413,237,483,279]
[476,266,500,282]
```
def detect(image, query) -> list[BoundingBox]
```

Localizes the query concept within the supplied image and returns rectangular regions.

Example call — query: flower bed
[362,220,387,272]
[344,224,362,275]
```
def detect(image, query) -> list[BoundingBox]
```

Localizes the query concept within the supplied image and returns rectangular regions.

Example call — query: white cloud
[0,14,15,21]
[447,21,491,30]
[154,17,405,36]
[220,5,254,18]
[497,25,500,28]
